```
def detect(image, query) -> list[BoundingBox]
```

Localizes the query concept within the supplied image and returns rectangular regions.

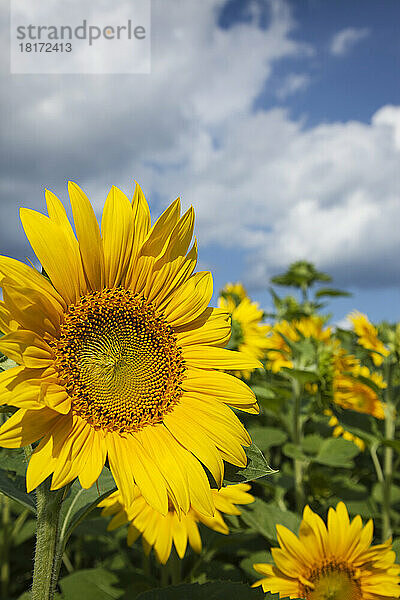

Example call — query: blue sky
[0,0,399,325]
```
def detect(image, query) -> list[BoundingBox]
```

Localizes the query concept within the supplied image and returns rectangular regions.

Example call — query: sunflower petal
[68,181,105,291]
[19,208,81,304]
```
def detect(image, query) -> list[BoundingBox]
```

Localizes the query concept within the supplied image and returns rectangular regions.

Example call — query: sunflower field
[0,184,399,600]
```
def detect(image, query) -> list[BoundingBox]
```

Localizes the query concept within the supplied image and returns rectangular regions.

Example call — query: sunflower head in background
[100,483,254,564]
[349,311,390,366]
[253,501,400,599]
[0,182,261,516]
[218,283,270,378]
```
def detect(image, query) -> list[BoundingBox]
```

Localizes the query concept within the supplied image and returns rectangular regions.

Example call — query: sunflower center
[52,288,185,433]
[301,563,362,600]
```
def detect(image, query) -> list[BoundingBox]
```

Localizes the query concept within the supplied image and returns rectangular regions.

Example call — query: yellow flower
[253,502,400,599]
[221,282,247,302]
[349,311,390,366]
[325,410,365,451]
[265,316,331,373]
[0,182,261,516]
[333,354,386,419]
[219,291,270,378]
[100,483,254,564]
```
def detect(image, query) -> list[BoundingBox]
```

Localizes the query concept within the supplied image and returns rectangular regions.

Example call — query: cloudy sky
[1,0,399,323]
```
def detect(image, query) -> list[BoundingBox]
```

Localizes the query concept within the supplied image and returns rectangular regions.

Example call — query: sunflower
[218,285,270,378]
[253,502,400,599]
[100,483,254,564]
[349,311,390,366]
[265,316,331,373]
[221,282,247,303]
[324,410,365,451]
[264,317,385,420]
[333,353,386,419]
[0,182,261,516]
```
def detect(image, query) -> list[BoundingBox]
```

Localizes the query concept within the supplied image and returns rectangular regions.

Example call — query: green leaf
[223,444,277,485]
[136,582,266,599]
[280,367,320,384]
[282,443,308,462]
[302,434,323,455]
[0,448,36,513]
[392,538,400,563]
[58,467,116,548]
[240,550,272,579]
[0,357,18,371]
[247,427,287,452]
[59,568,123,600]
[314,438,360,468]
[315,287,351,298]
[251,385,276,400]
[332,410,379,446]
[241,498,301,542]
[381,439,400,454]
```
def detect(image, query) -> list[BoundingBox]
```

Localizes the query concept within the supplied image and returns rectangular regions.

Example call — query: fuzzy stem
[31,479,64,600]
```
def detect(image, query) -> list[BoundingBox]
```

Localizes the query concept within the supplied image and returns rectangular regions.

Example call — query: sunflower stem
[292,377,305,513]
[0,494,10,599]
[31,479,64,600]
[382,361,395,542]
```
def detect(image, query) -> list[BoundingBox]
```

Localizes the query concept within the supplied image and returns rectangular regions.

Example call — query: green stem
[170,551,181,586]
[31,479,64,600]
[382,362,395,541]
[292,378,305,513]
[1,494,10,599]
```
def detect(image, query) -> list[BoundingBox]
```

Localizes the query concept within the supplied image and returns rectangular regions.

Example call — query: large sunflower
[253,502,400,599]
[100,483,254,564]
[0,182,260,516]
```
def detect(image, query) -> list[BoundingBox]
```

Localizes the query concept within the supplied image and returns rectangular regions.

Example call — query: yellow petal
[0,407,61,448]
[164,407,224,488]
[123,182,151,287]
[107,434,168,515]
[137,425,191,513]
[160,271,213,327]
[3,282,61,338]
[51,416,92,489]
[68,181,105,291]
[19,208,81,304]
[176,308,231,348]
[101,186,134,287]
[129,198,181,293]
[0,366,27,406]
[39,382,71,414]
[140,198,181,259]
[78,429,107,489]
[26,433,58,492]
[0,256,66,311]
[45,189,87,294]
[183,368,258,413]
[0,330,54,368]
[171,513,189,558]
[0,301,19,334]
[186,514,202,554]
[182,346,262,370]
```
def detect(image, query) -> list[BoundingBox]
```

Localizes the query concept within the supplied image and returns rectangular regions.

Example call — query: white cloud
[330,27,370,56]
[276,73,311,99]
[0,1,398,295]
